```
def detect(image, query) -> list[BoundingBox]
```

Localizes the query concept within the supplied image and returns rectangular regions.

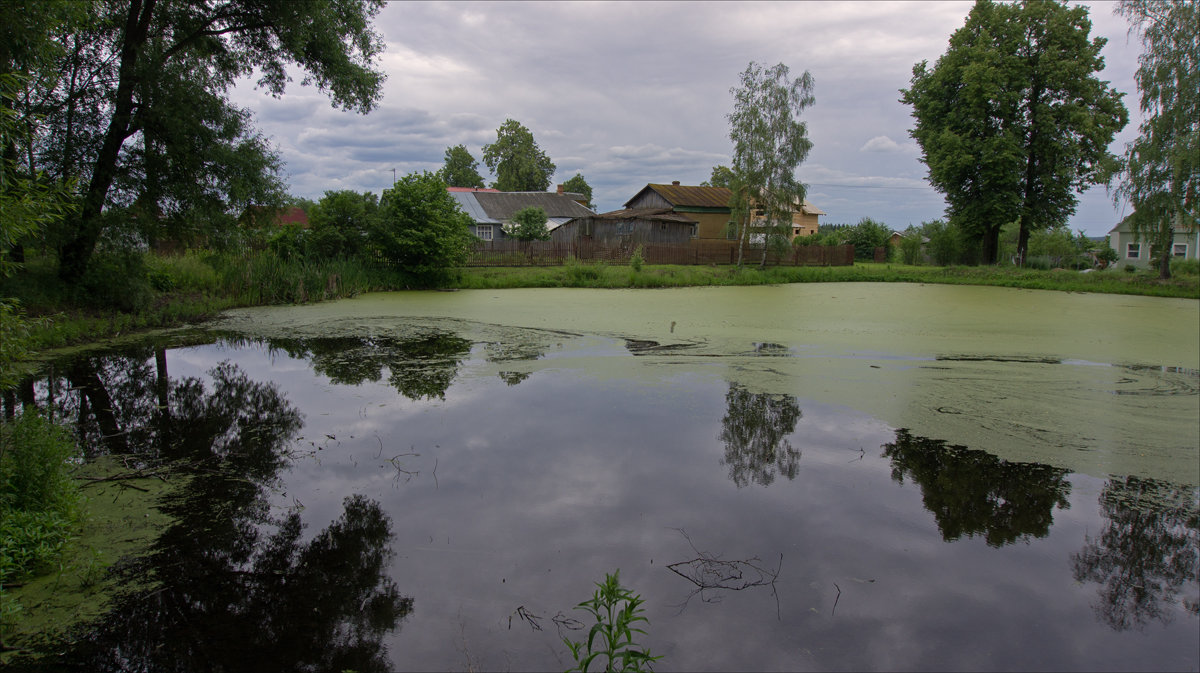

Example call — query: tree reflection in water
[1071,476,1200,632]
[21,349,412,671]
[265,333,473,400]
[718,384,802,487]
[881,429,1072,547]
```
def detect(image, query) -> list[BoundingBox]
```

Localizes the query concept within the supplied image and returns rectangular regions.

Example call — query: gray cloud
[231,1,1142,234]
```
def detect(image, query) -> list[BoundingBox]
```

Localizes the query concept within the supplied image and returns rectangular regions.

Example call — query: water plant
[564,570,660,673]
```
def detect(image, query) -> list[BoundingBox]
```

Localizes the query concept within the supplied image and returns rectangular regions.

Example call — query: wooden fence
[464,241,854,267]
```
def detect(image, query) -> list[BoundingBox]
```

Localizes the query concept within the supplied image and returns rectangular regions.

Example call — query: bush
[1170,258,1199,276]
[630,245,644,272]
[79,249,153,311]
[0,413,82,587]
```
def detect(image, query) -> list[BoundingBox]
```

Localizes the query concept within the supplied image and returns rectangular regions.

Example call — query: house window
[1126,243,1140,259]
[1173,243,1188,258]
[476,224,493,241]
[690,224,698,239]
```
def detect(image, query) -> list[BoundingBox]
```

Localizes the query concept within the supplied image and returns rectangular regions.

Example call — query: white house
[1107,216,1199,268]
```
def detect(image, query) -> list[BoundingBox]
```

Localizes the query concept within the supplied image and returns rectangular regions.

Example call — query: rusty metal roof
[629,184,733,209]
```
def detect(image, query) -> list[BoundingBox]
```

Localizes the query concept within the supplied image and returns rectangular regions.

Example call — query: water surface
[8,284,1198,671]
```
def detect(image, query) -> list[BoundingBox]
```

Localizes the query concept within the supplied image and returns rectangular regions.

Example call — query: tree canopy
[1112,0,1199,279]
[727,62,814,267]
[370,172,475,284]
[481,119,555,192]
[901,0,1127,265]
[560,172,594,210]
[503,206,550,242]
[13,0,387,283]
[701,165,736,189]
[437,144,486,189]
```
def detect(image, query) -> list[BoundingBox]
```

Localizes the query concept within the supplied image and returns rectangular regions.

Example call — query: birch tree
[726,62,814,267]
[1113,0,1199,279]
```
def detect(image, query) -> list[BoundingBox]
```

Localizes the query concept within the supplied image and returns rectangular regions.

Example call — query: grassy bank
[452,259,1200,297]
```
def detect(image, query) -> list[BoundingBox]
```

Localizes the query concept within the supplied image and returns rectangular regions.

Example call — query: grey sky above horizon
[230,1,1145,237]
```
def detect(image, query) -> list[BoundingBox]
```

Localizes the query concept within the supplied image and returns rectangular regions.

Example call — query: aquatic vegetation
[565,570,661,673]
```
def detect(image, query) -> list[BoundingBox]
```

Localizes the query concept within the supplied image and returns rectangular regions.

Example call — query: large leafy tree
[481,119,555,192]
[1112,0,1199,279]
[727,62,814,267]
[370,172,475,285]
[17,0,387,283]
[437,144,485,189]
[901,0,1127,265]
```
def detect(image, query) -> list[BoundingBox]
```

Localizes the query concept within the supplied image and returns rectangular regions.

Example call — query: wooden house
[551,207,699,247]
[621,181,824,244]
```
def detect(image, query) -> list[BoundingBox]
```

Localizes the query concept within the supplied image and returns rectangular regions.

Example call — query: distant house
[621,181,824,244]
[1107,216,1200,268]
[448,186,594,241]
[240,205,310,228]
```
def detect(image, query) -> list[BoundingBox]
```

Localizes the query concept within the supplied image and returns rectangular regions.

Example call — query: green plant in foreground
[565,570,660,673]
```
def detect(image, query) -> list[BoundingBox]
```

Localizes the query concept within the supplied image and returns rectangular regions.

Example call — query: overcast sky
[230,1,1144,236]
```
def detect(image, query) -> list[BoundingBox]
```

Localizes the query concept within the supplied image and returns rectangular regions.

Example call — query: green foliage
[504,206,551,241]
[22,0,387,284]
[0,299,40,390]
[901,0,1128,264]
[482,119,556,192]
[899,227,925,265]
[562,173,595,210]
[267,224,308,261]
[79,248,154,312]
[924,219,966,266]
[727,61,814,267]
[437,144,486,188]
[371,172,475,284]
[629,245,644,272]
[843,217,892,260]
[1097,238,1119,265]
[1112,0,1199,280]
[1171,258,1200,276]
[564,570,660,673]
[307,190,378,259]
[701,165,736,189]
[0,413,82,587]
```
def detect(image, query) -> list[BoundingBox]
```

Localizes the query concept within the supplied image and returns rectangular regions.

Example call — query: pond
[6,284,1199,671]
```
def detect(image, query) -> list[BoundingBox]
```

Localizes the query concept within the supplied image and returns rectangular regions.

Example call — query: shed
[551,207,699,246]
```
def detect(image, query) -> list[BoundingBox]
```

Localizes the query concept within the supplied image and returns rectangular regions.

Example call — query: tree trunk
[57,0,156,284]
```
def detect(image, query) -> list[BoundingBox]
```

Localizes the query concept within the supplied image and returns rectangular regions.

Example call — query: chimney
[672,180,680,186]
[556,184,564,194]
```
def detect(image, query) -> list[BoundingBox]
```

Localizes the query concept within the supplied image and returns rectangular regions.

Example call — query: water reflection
[265,333,472,400]
[63,493,410,672]
[718,384,802,487]
[881,429,1072,547]
[17,349,412,670]
[1071,476,1200,631]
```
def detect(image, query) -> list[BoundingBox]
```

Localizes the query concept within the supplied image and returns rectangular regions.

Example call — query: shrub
[630,245,644,272]
[79,249,153,311]
[1170,258,1199,276]
[0,413,82,587]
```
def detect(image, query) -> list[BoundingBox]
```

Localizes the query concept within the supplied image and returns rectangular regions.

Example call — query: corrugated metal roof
[447,191,499,223]
[474,192,596,220]
[638,184,733,209]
